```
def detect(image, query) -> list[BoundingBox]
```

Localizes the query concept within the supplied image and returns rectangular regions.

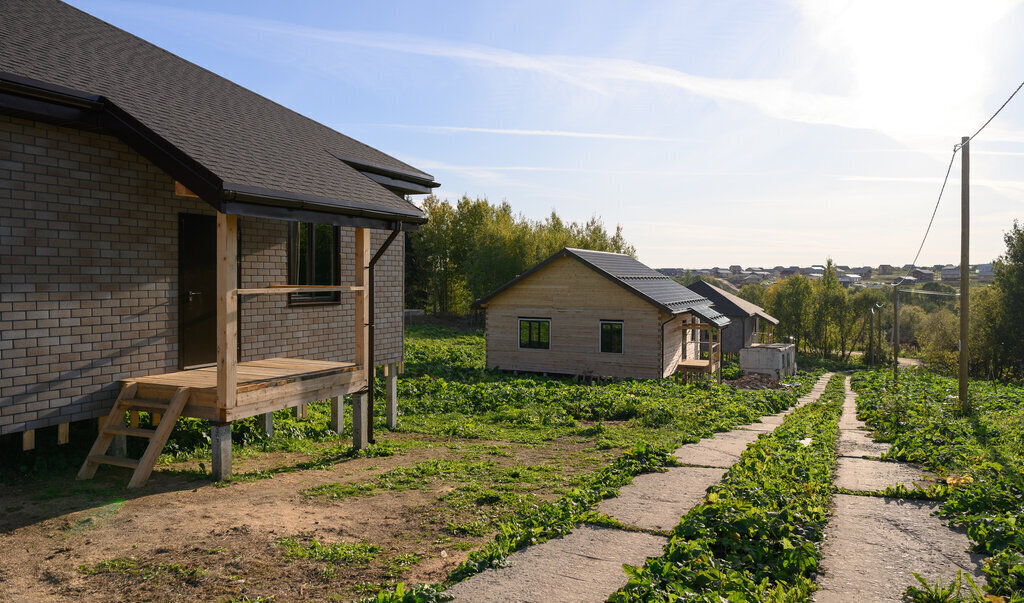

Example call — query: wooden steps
[77,383,190,488]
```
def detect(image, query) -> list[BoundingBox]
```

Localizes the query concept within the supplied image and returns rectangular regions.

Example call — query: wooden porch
[125,358,362,423]
[674,321,723,383]
[78,215,396,487]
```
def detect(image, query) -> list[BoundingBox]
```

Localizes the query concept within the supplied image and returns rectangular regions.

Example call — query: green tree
[993,220,1024,378]
[737,283,767,308]
[764,274,813,353]
[406,195,635,315]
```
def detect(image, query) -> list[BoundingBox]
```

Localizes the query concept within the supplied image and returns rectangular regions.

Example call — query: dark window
[519,318,550,349]
[289,222,339,304]
[600,321,623,353]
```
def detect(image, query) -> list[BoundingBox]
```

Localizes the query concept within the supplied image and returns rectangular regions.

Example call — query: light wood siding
[662,314,688,377]
[484,256,667,379]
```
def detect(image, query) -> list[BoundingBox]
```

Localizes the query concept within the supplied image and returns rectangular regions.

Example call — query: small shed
[686,280,779,355]
[474,249,730,380]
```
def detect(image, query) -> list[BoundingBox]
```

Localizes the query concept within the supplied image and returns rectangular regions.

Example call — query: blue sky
[68,0,1024,268]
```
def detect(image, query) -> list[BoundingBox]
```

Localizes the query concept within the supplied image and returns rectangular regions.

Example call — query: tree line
[405,195,635,315]
[737,220,1024,381]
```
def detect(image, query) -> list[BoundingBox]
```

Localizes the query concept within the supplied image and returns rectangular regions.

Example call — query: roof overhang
[0,72,428,230]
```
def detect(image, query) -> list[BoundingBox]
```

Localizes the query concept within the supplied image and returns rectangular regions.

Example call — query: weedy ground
[0,325,818,602]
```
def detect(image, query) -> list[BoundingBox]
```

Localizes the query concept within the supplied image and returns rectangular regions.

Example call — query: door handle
[187,290,202,303]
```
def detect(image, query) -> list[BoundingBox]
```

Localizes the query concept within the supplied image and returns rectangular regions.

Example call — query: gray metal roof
[687,280,779,325]
[0,0,435,224]
[475,248,731,326]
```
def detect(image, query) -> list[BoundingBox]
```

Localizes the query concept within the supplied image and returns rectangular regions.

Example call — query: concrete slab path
[816,377,985,602]
[444,525,667,603]
[447,373,835,602]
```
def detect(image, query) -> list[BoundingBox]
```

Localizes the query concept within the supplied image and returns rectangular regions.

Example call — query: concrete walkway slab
[839,429,891,458]
[815,495,985,602]
[598,467,727,532]
[445,525,667,603]
[673,429,761,468]
[835,454,933,492]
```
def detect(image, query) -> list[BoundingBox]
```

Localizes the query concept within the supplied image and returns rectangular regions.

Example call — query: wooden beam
[385,363,398,429]
[174,181,199,198]
[57,422,70,445]
[354,228,370,380]
[236,285,363,296]
[217,213,238,410]
[22,429,35,451]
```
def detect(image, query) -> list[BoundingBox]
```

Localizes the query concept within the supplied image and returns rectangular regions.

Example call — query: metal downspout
[367,227,401,445]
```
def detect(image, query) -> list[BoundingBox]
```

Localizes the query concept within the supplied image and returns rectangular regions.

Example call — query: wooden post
[216,213,238,411]
[22,429,35,451]
[959,136,971,415]
[210,422,232,481]
[354,228,370,391]
[352,392,368,450]
[261,412,274,437]
[385,363,398,429]
[293,403,308,419]
[892,286,900,388]
[330,396,344,435]
[868,309,874,366]
[57,422,69,445]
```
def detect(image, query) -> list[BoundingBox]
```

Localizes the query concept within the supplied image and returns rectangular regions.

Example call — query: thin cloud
[370,124,691,142]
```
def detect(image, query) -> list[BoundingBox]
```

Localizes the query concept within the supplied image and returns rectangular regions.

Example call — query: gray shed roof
[0,0,436,227]
[475,248,730,327]
[687,280,779,325]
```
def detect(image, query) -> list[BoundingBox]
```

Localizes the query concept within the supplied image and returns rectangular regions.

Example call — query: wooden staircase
[77,383,190,488]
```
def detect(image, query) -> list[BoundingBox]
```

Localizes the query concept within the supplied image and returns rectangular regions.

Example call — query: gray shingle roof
[0,0,434,222]
[475,248,731,327]
[687,280,779,325]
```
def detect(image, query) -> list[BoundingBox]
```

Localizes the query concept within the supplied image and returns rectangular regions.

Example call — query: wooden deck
[123,358,362,422]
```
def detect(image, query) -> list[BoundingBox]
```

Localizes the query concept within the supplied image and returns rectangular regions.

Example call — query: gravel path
[815,376,986,602]
[447,373,835,602]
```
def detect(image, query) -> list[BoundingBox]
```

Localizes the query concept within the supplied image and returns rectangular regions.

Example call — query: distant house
[941,264,960,282]
[976,263,996,282]
[850,266,873,278]
[894,275,918,286]
[878,264,895,275]
[838,273,861,288]
[687,281,779,355]
[729,265,743,274]
[474,249,730,380]
[911,269,935,282]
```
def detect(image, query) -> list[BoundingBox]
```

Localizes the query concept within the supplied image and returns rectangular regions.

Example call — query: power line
[906,78,1024,271]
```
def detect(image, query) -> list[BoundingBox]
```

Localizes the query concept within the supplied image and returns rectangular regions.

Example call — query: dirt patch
[0,432,606,602]
[724,374,784,390]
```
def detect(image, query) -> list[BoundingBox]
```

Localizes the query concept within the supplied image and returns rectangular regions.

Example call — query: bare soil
[0,432,606,602]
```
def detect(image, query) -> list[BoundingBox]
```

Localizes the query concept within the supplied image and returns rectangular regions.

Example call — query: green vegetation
[612,374,846,601]
[278,537,382,566]
[405,195,635,314]
[852,369,1024,599]
[80,557,207,584]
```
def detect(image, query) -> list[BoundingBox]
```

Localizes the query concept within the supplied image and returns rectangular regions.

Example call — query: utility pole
[868,308,874,366]
[959,136,971,415]
[892,285,900,387]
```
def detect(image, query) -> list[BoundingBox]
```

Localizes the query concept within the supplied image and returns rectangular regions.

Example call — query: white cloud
[369,124,691,142]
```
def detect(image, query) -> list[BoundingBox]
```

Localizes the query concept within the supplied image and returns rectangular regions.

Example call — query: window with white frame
[518,318,550,349]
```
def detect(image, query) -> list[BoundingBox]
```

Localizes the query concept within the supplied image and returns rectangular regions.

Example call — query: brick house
[1,0,437,484]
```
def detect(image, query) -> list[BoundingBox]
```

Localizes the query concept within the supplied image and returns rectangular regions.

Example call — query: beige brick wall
[0,113,405,436]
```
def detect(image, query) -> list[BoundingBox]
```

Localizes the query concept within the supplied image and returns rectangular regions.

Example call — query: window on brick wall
[289,222,340,304]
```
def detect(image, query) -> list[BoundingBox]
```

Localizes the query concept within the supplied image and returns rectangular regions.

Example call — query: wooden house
[686,280,778,355]
[473,249,730,381]
[0,0,438,485]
